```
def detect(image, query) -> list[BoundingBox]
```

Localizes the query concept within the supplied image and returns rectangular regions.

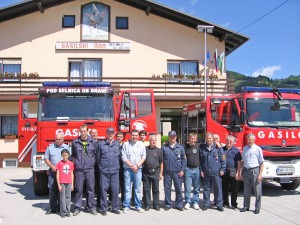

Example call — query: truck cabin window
[38,95,113,121]
[246,98,300,127]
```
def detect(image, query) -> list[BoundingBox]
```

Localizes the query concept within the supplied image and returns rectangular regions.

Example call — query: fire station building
[0,0,248,167]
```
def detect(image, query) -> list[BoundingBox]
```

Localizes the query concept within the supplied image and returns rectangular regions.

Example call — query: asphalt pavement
[0,168,299,225]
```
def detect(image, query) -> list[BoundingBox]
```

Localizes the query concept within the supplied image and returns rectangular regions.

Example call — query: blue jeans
[184,167,200,204]
[123,168,142,209]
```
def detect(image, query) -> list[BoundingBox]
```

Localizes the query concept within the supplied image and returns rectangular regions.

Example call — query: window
[167,61,198,76]
[3,159,18,168]
[0,59,21,79]
[69,59,102,81]
[0,115,18,138]
[116,17,128,29]
[62,15,75,28]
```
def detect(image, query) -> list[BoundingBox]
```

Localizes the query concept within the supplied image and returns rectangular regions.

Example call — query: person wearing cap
[162,130,186,211]
[96,127,121,215]
[122,129,146,214]
[72,124,97,216]
[44,132,70,215]
[200,132,226,212]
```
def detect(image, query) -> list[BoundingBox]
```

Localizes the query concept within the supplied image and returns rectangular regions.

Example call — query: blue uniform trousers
[100,172,119,212]
[48,170,59,211]
[164,172,183,208]
[74,169,96,210]
[203,175,223,208]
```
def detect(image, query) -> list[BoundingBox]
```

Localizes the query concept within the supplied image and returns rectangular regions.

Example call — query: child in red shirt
[56,149,74,218]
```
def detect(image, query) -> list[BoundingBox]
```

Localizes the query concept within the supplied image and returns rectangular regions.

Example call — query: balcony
[0,76,234,101]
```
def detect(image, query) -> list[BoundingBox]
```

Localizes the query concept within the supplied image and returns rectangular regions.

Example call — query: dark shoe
[217,207,224,212]
[164,207,171,211]
[100,211,107,216]
[145,206,150,211]
[73,210,80,216]
[66,213,71,217]
[175,207,184,211]
[202,206,208,211]
[240,207,249,212]
[112,210,121,214]
[232,206,238,211]
[223,203,230,208]
[60,213,66,218]
[254,208,260,214]
[154,207,160,211]
[45,209,57,215]
[91,210,97,215]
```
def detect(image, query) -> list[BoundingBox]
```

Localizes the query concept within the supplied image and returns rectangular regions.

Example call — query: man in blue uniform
[200,132,226,212]
[222,135,242,210]
[44,132,69,214]
[162,131,186,211]
[96,128,121,215]
[72,124,97,216]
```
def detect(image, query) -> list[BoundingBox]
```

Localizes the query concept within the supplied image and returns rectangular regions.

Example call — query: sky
[0,0,299,79]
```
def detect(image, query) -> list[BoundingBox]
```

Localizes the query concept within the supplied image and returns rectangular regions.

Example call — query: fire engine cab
[18,82,156,195]
[182,86,300,190]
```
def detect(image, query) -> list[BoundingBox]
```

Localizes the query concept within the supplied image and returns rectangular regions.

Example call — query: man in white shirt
[240,133,264,214]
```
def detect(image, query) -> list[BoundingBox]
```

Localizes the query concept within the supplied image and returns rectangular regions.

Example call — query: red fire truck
[18,82,156,195]
[182,86,300,190]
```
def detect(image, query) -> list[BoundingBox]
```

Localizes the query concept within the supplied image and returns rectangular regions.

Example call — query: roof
[0,0,249,55]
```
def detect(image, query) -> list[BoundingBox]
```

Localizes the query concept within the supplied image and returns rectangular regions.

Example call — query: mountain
[227,71,300,93]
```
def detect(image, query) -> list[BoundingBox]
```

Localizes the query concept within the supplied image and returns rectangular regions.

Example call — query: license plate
[276,166,295,175]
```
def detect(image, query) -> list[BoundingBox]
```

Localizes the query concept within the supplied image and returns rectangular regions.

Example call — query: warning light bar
[43,82,111,87]
[242,86,300,94]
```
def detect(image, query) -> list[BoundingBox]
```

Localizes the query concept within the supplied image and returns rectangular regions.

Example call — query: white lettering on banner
[257,130,300,139]
[45,88,108,94]
[56,42,130,51]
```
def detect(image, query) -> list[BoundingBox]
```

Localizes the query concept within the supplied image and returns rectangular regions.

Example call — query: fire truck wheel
[280,179,300,190]
[33,172,49,196]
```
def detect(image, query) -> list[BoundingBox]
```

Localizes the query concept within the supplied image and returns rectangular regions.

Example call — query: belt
[244,166,259,170]
[186,166,200,169]
[144,168,159,173]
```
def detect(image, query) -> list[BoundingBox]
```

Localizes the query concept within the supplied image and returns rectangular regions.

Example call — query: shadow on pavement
[5,177,48,200]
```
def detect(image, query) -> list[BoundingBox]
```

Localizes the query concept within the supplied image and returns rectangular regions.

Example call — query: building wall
[0,0,225,78]
[0,0,227,165]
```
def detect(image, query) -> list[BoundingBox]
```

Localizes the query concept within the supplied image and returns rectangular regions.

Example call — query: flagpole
[197,25,214,100]
[204,28,207,100]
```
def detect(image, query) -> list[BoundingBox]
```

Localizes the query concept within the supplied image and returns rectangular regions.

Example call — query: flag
[202,51,211,65]
[218,52,225,74]
[214,49,218,72]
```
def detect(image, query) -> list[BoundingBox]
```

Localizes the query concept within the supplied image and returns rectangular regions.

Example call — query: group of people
[44,125,264,218]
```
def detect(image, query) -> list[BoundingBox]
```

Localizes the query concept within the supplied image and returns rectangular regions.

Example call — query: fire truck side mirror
[240,111,245,124]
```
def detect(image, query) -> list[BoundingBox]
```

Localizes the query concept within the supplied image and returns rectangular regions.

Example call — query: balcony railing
[0,76,234,101]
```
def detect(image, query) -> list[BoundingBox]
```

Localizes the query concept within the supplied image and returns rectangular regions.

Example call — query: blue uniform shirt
[71,136,96,170]
[200,143,226,176]
[162,142,186,173]
[44,143,70,166]
[223,145,242,170]
[96,140,120,174]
